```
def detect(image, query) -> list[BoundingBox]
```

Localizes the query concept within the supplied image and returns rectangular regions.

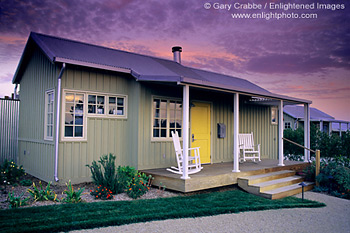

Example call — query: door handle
[192,134,196,142]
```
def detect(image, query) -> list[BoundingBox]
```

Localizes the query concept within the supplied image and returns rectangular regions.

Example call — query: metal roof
[13,32,311,104]
[284,105,334,120]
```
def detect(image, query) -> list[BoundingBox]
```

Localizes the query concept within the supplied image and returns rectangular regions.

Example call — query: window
[284,121,291,129]
[88,95,105,114]
[108,96,125,116]
[64,92,84,138]
[271,107,278,125]
[62,90,128,140]
[153,98,182,139]
[44,90,54,140]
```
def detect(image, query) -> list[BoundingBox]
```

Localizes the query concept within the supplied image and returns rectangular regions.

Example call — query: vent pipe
[172,46,182,64]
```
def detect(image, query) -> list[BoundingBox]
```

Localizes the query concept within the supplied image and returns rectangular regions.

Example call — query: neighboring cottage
[283,105,349,135]
[12,32,313,184]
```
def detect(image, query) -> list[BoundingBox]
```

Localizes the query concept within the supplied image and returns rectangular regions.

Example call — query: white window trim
[87,93,128,119]
[44,89,55,141]
[61,89,128,142]
[271,107,278,125]
[151,96,182,142]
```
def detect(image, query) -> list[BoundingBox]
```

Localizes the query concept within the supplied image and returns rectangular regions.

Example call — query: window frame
[271,107,278,125]
[61,89,128,141]
[151,96,183,141]
[44,89,55,141]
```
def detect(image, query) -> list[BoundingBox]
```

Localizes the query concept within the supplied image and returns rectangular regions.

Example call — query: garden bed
[0,174,179,210]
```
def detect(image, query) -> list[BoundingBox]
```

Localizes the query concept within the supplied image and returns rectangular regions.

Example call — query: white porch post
[304,103,310,162]
[181,85,190,179]
[339,122,342,137]
[233,93,240,172]
[278,100,285,166]
[320,121,323,132]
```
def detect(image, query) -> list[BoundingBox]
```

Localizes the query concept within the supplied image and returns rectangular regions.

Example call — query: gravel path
[71,191,350,233]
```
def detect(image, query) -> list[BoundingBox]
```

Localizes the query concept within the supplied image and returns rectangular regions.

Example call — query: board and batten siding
[58,66,140,183]
[17,47,58,182]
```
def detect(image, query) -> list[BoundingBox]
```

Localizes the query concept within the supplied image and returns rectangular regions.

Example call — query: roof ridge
[30,31,177,64]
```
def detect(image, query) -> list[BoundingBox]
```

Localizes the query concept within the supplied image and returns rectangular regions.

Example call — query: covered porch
[142,159,310,193]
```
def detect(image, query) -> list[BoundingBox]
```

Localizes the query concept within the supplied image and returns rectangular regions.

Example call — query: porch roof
[13,32,311,104]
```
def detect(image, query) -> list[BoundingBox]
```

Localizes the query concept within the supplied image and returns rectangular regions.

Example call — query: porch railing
[282,137,320,186]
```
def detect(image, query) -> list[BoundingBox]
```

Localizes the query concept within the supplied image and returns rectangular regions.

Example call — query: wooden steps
[238,170,314,199]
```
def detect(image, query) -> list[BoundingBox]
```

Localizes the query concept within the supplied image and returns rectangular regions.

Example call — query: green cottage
[12,32,312,195]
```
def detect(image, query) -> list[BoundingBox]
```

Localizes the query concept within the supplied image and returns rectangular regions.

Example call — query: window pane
[75,94,84,103]
[161,129,166,137]
[153,129,159,137]
[66,93,74,102]
[88,105,96,114]
[75,126,83,137]
[88,95,96,104]
[155,109,160,118]
[97,96,104,104]
[117,98,124,105]
[75,116,83,125]
[176,129,181,137]
[65,113,73,125]
[117,107,123,115]
[161,119,167,127]
[160,109,166,118]
[97,107,104,114]
[109,106,116,115]
[66,103,74,113]
[65,126,73,137]
[154,119,160,127]
[109,97,116,104]
[154,99,160,108]
[170,120,175,128]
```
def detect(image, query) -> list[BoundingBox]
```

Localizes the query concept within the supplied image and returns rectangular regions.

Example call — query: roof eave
[178,77,312,104]
[54,57,131,74]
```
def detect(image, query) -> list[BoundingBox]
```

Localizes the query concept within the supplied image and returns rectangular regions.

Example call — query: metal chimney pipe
[172,46,182,64]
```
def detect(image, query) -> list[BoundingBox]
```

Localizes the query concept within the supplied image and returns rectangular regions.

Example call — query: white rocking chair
[167,131,203,175]
[238,132,261,163]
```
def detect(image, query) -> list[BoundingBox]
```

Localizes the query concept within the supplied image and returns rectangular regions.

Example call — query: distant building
[283,105,349,135]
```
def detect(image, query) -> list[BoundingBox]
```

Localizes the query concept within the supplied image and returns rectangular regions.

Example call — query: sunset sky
[0,0,349,121]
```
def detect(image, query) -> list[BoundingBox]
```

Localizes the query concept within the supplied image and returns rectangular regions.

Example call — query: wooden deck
[141,160,310,193]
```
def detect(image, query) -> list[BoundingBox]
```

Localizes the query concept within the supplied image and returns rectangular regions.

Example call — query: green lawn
[0,190,325,233]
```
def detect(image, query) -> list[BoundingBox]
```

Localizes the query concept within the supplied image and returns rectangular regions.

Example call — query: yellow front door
[191,102,211,164]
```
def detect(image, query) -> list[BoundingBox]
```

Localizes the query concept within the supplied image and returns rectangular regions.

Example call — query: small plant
[86,153,120,194]
[117,166,137,193]
[20,179,32,186]
[61,180,85,203]
[90,185,113,200]
[0,160,25,185]
[7,190,30,208]
[27,181,58,202]
[126,172,151,199]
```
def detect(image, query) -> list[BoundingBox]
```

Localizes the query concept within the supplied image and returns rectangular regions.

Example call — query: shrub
[61,180,85,203]
[27,181,58,202]
[7,191,30,208]
[0,160,25,185]
[86,153,121,194]
[117,166,137,192]
[90,185,113,200]
[20,179,32,186]
[126,172,152,199]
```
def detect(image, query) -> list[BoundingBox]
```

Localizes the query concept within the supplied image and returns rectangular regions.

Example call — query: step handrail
[282,137,320,186]
[282,137,315,153]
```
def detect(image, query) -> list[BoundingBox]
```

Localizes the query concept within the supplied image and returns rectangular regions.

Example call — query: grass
[0,189,325,233]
